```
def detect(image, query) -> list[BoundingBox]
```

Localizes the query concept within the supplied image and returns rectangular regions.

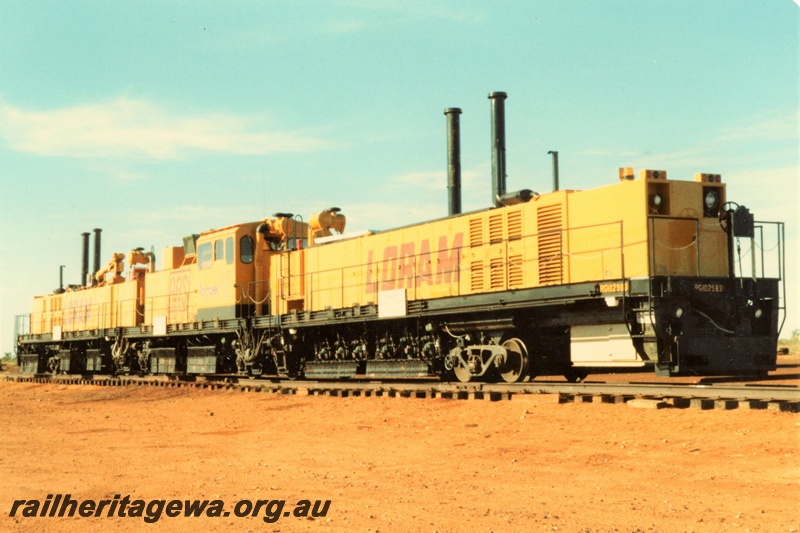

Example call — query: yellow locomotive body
[23,263,144,372]
[256,167,757,380]
[15,92,784,380]
[272,171,728,318]
[143,224,258,329]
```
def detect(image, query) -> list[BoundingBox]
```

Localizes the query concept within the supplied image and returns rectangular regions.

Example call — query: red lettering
[365,233,464,292]
[365,250,377,294]
[381,246,398,291]
[436,233,463,284]
[63,296,93,329]
[398,242,415,288]
[168,270,190,323]
[416,239,432,286]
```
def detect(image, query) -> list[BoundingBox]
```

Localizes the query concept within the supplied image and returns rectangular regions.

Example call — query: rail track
[4,373,799,412]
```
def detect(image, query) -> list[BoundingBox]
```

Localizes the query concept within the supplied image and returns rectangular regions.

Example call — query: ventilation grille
[469,218,483,248]
[470,261,484,291]
[507,210,522,240]
[537,204,563,284]
[489,257,505,289]
[489,214,504,244]
[508,254,523,287]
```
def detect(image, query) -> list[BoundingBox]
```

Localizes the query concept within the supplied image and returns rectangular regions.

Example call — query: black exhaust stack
[548,150,559,191]
[93,228,102,285]
[444,107,462,216]
[81,232,90,287]
[489,91,507,207]
[55,265,66,294]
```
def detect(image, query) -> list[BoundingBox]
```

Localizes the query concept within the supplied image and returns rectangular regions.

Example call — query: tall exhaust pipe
[57,265,65,293]
[488,91,508,207]
[444,107,462,216]
[81,232,90,287]
[93,228,102,285]
[548,150,559,191]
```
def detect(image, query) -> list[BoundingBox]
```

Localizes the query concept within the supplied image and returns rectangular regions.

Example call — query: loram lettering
[365,233,463,293]
[63,296,94,328]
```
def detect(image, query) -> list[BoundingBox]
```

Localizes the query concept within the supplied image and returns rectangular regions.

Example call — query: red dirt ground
[0,360,798,532]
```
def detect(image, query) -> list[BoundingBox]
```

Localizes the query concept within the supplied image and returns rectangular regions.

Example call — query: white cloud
[342,200,441,232]
[209,2,485,49]
[388,165,487,192]
[715,109,799,143]
[0,98,334,160]
[388,170,445,190]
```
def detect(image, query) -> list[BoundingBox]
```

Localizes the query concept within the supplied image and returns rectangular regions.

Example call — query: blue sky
[1,1,798,355]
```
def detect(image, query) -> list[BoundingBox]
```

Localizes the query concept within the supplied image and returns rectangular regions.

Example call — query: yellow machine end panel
[144,267,195,325]
[30,293,63,335]
[303,242,347,312]
[650,218,699,276]
[566,179,649,281]
[30,296,46,335]
[109,280,142,328]
[162,246,186,270]
[269,248,308,316]
[645,179,729,277]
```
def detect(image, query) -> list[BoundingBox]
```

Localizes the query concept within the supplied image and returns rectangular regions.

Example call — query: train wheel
[452,363,472,383]
[499,337,529,383]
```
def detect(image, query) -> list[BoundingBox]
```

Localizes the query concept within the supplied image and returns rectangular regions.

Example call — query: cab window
[240,236,254,264]
[225,237,234,264]
[198,242,212,270]
[215,239,224,261]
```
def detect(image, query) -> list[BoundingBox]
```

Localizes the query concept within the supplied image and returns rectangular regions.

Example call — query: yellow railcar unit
[58,281,141,333]
[15,91,784,380]
[272,174,729,309]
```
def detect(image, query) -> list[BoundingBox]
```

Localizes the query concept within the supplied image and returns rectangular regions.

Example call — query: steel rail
[488,381,800,402]
[2,373,798,411]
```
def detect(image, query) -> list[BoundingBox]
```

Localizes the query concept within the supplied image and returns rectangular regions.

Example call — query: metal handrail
[288,220,629,309]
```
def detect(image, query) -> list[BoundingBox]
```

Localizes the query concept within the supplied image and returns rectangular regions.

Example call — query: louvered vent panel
[508,254,523,287]
[537,204,563,285]
[470,261,484,291]
[489,257,505,289]
[469,218,483,247]
[489,214,504,244]
[507,210,522,240]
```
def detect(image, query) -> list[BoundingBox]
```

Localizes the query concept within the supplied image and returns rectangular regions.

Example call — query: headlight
[704,190,719,210]
[649,193,663,208]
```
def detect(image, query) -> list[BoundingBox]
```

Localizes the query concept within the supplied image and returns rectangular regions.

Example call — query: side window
[225,237,234,264]
[198,242,212,270]
[215,239,224,261]
[240,236,254,264]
